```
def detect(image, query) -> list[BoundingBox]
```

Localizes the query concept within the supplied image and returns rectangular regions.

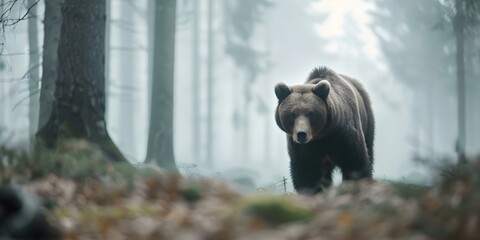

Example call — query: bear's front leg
[329,128,373,181]
[290,157,334,194]
[288,138,334,195]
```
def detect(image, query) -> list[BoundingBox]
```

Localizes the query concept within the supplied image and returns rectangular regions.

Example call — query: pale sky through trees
[310,0,383,66]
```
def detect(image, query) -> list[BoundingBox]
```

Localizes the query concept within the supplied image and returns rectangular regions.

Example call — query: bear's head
[275,80,331,144]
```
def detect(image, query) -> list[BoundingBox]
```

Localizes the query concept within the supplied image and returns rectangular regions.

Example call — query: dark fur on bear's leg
[288,137,335,195]
[327,128,372,181]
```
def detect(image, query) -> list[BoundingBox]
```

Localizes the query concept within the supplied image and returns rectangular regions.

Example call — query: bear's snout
[293,115,312,144]
[296,131,308,143]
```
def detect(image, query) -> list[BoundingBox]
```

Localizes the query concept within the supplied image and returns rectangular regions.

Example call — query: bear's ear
[312,80,330,100]
[274,82,292,101]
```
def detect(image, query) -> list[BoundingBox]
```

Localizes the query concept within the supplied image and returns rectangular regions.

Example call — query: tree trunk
[428,86,435,157]
[37,0,63,135]
[117,0,137,158]
[36,0,126,162]
[0,0,7,131]
[191,0,201,163]
[145,0,177,171]
[105,0,111,111]
[264,102,271,164]
[27,0,40,141]
[242,78,250,162]
[465,34,479,154]
[222,0,240,166]
[206,0,214,166]
[454,0,466,163]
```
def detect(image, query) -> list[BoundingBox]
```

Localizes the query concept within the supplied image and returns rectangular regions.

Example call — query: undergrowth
[1,139,480,239]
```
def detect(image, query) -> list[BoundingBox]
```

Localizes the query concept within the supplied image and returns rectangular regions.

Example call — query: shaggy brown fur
[275,67,375,195]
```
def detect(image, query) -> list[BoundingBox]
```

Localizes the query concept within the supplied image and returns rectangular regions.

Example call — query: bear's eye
[307,111,314,117]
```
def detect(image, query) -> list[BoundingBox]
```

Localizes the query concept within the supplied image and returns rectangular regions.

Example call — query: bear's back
[306,67,374,159]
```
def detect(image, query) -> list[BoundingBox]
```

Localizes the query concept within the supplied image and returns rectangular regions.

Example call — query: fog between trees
[0,0,479,190]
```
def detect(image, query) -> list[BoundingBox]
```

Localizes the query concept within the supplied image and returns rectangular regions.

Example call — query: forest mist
[0,0,479,192]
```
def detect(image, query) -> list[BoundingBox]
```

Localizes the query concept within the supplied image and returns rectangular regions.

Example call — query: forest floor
[2,140,480,240]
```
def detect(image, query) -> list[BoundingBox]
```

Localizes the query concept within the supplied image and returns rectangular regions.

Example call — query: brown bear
[274,67,374,195]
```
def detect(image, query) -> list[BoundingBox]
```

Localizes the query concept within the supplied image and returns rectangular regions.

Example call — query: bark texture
[37,0,126,162]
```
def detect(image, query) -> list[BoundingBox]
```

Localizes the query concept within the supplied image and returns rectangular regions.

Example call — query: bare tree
[1,0,41,139]
[37,0,63,135]
[145,0,177,170]
[191,0,201,163]
[0,0,6,133]
[36,0,126,162]
[116,1,137,159]
[454,0,466,163]
[27,0,39,140]
[105,0,111,110]
[0,0,38,29]
[206,0,214,166]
